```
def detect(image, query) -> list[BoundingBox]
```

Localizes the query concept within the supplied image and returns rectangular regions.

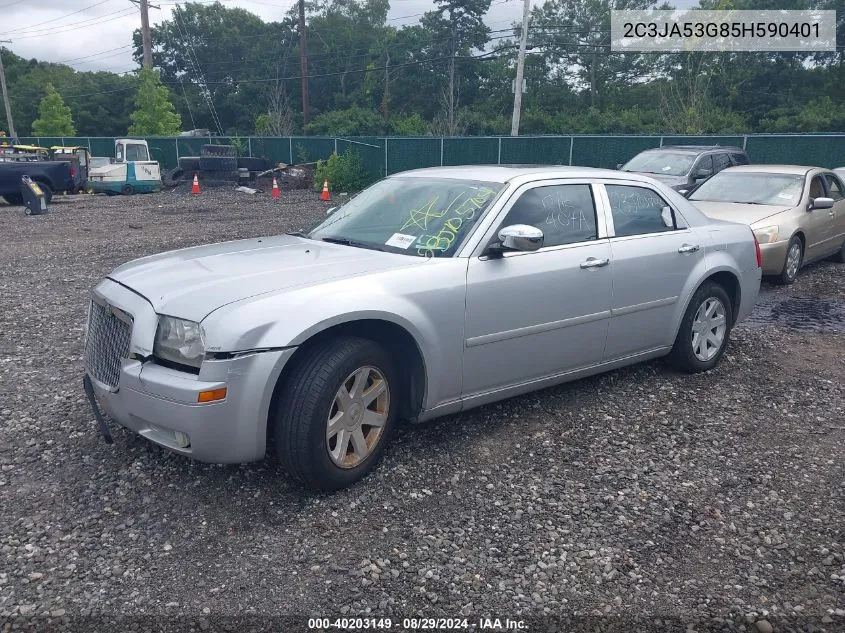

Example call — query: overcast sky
[1,0,527,74]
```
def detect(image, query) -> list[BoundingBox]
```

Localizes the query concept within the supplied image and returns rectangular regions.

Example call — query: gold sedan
[689,165,845,284]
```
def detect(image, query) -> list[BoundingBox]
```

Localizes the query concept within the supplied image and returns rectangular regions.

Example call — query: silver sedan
[84,166,762,490]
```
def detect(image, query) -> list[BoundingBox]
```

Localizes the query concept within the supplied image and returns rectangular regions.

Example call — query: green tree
[128,68,182,135]
[31,84,76,136]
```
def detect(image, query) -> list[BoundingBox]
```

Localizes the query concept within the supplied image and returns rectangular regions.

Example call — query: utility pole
[510,0,531,136]
[0,41,16,141]
[139,0,153,68]
[298,0,309,125]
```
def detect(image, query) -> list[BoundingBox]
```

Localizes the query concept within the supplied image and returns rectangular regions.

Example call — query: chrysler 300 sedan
[689,165,845,284]
[84,166,762,490]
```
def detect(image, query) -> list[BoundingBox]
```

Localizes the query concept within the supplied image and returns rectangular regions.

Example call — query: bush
[314,149,369,193]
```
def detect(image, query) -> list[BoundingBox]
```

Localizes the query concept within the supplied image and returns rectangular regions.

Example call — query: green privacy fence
[16,134,845,176]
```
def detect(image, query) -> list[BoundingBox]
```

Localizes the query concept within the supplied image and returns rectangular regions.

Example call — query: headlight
[753,225,779,244]
[154,316,205,368]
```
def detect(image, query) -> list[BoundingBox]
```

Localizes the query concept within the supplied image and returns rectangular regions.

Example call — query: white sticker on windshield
[777,193,793,199]
[385,233,417,249]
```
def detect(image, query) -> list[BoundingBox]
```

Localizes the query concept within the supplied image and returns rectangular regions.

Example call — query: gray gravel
[0,187,843,633]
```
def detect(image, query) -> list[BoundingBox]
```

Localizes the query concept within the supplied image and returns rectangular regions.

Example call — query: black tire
[3,194,23,205]
[274,336,398,491]
[237,156,271,171]
[199,156,238,172]
[667,281,733,373]
[776,235,803,285]
[201,144,237,158]
[178,156,201,171]
[832,239,845,264]
[121,184,134,196]
[163,167,184,187]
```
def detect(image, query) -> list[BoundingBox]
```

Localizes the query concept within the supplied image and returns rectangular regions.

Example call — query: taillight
[70,165,75,178]
[753,234,762,268]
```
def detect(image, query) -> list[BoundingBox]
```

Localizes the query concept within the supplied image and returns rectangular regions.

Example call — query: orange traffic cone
[191,173,200,195]
[320,179,331,201]
[271,176,281,199]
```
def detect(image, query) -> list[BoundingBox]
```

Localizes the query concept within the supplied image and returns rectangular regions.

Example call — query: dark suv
[619,145,750,196]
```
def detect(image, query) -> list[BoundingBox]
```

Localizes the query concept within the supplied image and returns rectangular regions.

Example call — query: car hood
[690,201,793,225]
[622,171,687,187]
[108,234,422,321]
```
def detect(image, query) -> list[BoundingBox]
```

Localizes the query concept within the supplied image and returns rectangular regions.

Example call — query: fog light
[198,387,227,403]
[174,431,191,448]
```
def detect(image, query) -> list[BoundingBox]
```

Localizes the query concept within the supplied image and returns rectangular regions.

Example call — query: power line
[54,45,134,65]
[0,0,114,34]
[5,8,138,39]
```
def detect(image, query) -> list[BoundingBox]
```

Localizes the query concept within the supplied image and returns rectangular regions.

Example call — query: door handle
[678,244,700,254]
[580,257,610,269]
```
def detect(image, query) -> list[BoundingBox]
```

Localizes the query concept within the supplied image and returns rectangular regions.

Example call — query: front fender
[200,260,469,409]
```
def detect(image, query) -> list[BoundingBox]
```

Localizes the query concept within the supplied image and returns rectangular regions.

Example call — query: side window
[809,176,825,200]
[694,154,713,176]
[824,174,843,200]
[712,153,731,172]
[499,184,597,248]
[730,153,749,166]
[606,185,675,238]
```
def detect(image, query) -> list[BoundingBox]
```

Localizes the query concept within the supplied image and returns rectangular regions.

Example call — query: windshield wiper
[285,230,308,237]
[319,237,390,252]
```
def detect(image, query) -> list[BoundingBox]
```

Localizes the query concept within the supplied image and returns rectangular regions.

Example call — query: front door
[822,173,845,255]
[804,174,837,260]
[462,182,613,396]
[601,183,704,359]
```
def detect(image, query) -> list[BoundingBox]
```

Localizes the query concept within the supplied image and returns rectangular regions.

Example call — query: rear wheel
[667,282,733,373]
[777,236,803,284]
[3,194,23,205]
[121,184,134,196]
[832,239,845,263]
[274,337,397,491]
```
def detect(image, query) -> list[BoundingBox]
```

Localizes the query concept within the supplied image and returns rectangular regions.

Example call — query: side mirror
[694,168,712,181]
[495,224,544,253]
[810,197,833,211]
[660,206,674,228]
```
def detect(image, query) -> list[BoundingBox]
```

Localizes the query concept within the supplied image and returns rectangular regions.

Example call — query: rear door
[599,182,704,360]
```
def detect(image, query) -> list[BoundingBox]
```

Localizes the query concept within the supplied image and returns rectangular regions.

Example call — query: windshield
[306,177,503,257]
[622,152,695,176]
[690,172,804,206]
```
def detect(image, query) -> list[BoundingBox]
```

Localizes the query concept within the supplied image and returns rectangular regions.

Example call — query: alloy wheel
[691,298,727,362]
[326,365,390,469]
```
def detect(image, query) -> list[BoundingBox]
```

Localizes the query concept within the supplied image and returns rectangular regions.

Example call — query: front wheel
[832,239,845,264]
[777,236,803,284]
[667,282,733,373]
[274,337,397,491]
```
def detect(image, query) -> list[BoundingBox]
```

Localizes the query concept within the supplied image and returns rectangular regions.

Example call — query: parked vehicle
[87,139,161,195]
[689,165,845,284]
[0,159,71,205]
[835,167,845,178]
[83,166,761,490]
[619,145,750,196]
[49,146,91,194]
[0,143,50,161]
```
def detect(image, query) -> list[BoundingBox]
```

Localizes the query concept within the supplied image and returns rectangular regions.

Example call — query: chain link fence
[17,134,845,176]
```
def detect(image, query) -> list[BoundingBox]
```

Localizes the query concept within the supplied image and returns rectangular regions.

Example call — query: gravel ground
[0,187,843,633]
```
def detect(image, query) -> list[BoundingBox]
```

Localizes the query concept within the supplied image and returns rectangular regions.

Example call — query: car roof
[393,165,656,184]
[645,145,745,153]
[722,164,819,175]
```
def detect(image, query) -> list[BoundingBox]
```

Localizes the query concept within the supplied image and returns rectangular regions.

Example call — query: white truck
[87,139,161,195]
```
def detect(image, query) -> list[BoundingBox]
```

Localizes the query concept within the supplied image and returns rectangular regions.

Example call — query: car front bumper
[84,278,295,464]
[759,240,790,276]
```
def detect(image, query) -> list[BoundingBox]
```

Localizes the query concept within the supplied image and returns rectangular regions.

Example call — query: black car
[619,145,750,196]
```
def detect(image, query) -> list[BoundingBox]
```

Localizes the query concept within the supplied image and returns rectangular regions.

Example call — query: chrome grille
[84,301,132,389]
